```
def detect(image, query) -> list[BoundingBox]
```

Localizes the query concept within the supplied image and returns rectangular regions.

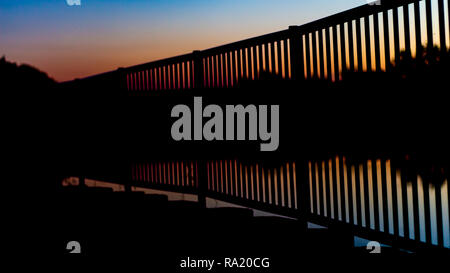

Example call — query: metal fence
[110,0,450,92]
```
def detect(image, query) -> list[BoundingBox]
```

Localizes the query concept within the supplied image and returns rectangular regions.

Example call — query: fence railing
[85,0,450,92]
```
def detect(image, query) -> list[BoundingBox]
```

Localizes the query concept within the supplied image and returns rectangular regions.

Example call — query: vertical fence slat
[372,160,380,231]
[150,68,154,91]
[325,160,331,218]
[240,163,245,199]
[207,57,211,88]
[381,160,389,233]
[332,158,339,219]
[283,39,290,79]
[172,64,177,89]
[168,64,172,90]
[448,0,450,46]
[290,163,296,209]
[364,16,372,72]
[215,161,219,192]
[363,163,371,228]
[137,71,141,91]
[165,65,169,90]
[343,158,352,223]
[281,165,287,207]
[232,50,237,86]
[257,164,263,202]
[332,25,340,81]
[227,52,232,88]
[243,48,249,79]
[235,160,240,197]
[318,29,325,79]
[250,46,256,79]
[403,4,412,56]
[348,20,355,72]
[312,31,318,78]
[383,10,391,71]
[311,161,317,214]
[354,163,361,225]
[357,18,364,72]
[275,168,281,206]
[264,43,270,74]
[339,23,347,74]
[175,64,180,89]
[190,61,195,89]
[391,161,399,237]
[213,56,217,87]
[325,27,332,80]
[436,180,444,246]
[393,7,401,65]
[277,40,283,76]
[182,62,187,89]
[412,174,421,241]
[252,46,258,80]
[237,49,242,83]
[218,54,223,87]
[425,0,434,49]
[154,67,158,90]
[320,161,326,216]
[400,169,410,238]
[424,179,432,243]
[414,1,423,56]
[230,51,236,86]
[270,41,276,74]
[305,34,312,78]
[438,0,446,51]
[373,13,381,71]
[258,44,264,78]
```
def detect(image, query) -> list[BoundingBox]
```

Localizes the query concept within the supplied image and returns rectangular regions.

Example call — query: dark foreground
[55,186,447,272]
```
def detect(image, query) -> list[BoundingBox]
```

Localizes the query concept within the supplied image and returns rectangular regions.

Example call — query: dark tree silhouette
[0,56,56,90]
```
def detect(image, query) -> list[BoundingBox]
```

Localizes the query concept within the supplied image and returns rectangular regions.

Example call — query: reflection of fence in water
[131,158,449,249]
[308,157,449,248]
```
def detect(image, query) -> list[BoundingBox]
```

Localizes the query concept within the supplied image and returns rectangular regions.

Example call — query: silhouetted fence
[105,0,450,92]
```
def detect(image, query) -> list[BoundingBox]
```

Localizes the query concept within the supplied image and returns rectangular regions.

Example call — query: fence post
[192,50,204,89]
[288,26,303,81]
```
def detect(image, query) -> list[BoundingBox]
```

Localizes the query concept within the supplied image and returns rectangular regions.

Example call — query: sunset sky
[1,0,367,82]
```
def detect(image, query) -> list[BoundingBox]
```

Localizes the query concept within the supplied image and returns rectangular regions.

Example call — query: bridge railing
[294,0,449,81]
[105,0,450,92]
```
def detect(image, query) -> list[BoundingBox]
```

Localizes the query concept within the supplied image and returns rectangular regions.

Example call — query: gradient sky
[1,0,367,82]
